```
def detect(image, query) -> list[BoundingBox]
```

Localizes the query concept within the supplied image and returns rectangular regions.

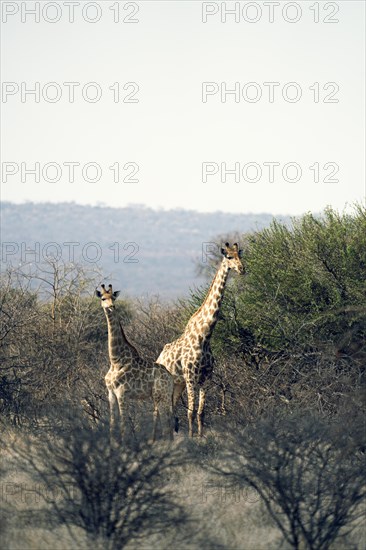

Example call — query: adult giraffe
[96,284,174,442]
[157,243,244,437]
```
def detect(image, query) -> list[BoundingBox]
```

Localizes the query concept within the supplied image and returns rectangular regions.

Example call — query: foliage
[1,205,364,429]
[11,411,189,549]
[1,203,365,550]
[173,206,366,425]
[188,205,366,358]
[0,261,132,426]
[240,205,366,352]
[210,410,366,550]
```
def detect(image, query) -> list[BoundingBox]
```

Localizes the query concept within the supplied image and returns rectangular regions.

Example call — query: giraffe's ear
[95,290,102,298]
[221,247,227,257]
[113,291,121,298]
[238,249,243,258]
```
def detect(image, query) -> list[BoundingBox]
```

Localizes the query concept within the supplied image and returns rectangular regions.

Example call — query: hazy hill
[1,202,290,298]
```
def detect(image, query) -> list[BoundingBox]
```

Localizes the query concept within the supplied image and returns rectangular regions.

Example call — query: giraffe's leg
[197,387,207,437]
[186,382,196,438]
[159,397,174,441]
[108,389,118,444]
[152,384,174,441]
[172,382,186,433]
[116,391,127,441]
[160,409,174,441]
[152,406,159,443]
[166,406,174,441]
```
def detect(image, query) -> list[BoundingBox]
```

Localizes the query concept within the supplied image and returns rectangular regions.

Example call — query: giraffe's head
[221,242,244,274]
[95,284,120,310]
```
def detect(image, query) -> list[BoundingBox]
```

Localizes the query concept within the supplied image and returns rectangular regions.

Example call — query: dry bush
[1,427,282,550]
[0,262,133,429]
[10,410,190,550]
[128,297,184,364]
[200,344,365,431]
[209,410,366,550]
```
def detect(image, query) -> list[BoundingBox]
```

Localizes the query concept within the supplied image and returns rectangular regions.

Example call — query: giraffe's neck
[104,308,139,369]
[187,260,230,339]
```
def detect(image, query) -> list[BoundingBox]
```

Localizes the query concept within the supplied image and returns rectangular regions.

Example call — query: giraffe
[96,284,174,442]
[157,243,244,437]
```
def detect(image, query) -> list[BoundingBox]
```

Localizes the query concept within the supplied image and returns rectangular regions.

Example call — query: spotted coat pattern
[157,243,243,437]
[97,284,174,441]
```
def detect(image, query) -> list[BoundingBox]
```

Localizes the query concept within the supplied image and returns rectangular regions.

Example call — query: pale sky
[1,0,365,215]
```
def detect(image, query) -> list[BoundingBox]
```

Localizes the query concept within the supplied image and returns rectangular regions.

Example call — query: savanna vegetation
[1,205,365,549]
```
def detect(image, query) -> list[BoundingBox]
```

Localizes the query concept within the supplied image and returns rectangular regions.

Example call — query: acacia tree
[12,412,189,549]
[0,261,134,427]
[183,206,365,423]
[0,268,41,424]
[210,411,365,550]
[191,206,365,357]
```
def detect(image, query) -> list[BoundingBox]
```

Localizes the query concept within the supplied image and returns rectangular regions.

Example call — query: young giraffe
[96,284,174,442]
[157,243,244,437]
